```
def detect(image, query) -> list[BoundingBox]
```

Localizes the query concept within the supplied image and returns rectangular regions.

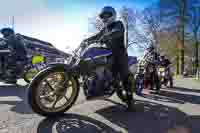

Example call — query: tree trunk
[180,49,184,74]
[176,54,180,75]
[180,0,186,75]
[195,39,199,75]
[180,18,185,75]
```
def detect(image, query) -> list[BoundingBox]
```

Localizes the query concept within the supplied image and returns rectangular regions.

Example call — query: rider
[159,55,173,86]
[159,55,171,70]
[0,28,27,83]
[80,6,135,111]
[144,45,160,93]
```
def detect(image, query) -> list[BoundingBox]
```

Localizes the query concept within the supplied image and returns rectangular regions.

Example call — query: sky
[0,0,158,56]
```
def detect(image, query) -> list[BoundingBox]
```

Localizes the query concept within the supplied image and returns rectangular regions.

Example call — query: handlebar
[66,38,107,59]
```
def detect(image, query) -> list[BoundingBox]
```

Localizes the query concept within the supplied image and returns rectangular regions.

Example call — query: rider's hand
[99,36,109,44]
[80,40,88,49]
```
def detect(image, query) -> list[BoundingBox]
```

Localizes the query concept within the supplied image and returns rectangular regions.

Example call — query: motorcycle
[27,41,137,117]
[0,49,46,83]
[0,37,48,83]
[158,66,173,88]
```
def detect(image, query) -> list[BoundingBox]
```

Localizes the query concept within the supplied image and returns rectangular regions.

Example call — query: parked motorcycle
[27,41,137,117]
[0,48,46,83]
[158,66,173,88]
[23,55,47,83]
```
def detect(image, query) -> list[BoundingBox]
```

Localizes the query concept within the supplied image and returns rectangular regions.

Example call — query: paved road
[0,78,199,133]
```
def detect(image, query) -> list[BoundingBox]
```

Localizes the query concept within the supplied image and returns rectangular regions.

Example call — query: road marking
[0,96,22,101]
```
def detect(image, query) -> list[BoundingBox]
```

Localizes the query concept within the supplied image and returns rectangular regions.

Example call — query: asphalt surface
[0,78,199,133]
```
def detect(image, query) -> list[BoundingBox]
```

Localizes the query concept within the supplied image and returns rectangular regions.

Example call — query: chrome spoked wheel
[35,72,78,113]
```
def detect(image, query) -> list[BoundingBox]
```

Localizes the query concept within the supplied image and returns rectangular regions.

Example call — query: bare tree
[119,6,137,49]
[188,3,200,75]
[88,6,152,54]
[139,4,162,52]
[160,0,189,75]
[120,6,152,51]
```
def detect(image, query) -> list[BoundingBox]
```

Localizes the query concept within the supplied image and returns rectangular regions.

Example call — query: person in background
[159,55,173,87]
[0,38,9,74]
[159,55,171,69]
[143,45,160,93]
[0,28,27,84]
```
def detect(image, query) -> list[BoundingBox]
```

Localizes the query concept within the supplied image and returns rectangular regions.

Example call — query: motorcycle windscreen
[81,47,112,61]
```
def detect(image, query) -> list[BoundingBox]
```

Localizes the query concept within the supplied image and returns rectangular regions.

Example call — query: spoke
[52,97,59,108]
[62,79,73,89]
[63,95,69,102]
[39,92,54,99]
[62,78,69,86]
[44,79,55,91]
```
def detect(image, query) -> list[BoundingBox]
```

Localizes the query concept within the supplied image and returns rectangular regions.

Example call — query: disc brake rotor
[40,72,69,104]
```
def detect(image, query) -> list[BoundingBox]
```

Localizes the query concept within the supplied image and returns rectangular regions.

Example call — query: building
[17,34,70,64]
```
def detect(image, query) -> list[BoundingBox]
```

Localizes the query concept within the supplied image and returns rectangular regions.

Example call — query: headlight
[162,72,165,76]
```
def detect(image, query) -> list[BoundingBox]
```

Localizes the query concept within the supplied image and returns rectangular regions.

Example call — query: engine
[84,66,113,96]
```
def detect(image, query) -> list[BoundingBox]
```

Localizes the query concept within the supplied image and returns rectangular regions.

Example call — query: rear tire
[28,66,80,117]
[116,72,135,102]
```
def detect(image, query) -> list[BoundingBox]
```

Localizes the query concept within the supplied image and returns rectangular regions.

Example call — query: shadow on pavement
[0,84,33,114]
[36,99,200,133]
[158,90,200,104]
[96,100,196,133]
[168,86,200,94]
[141,93,185,104]
[37,113,121,133]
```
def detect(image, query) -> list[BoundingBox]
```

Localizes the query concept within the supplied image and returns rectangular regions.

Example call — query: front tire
[28,66,80,117]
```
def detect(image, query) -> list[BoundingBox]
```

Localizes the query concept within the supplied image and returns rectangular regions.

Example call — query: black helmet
[160,55,165,58]
[0,28,14,38]
[147,45,154,52]
[99,6,117,25]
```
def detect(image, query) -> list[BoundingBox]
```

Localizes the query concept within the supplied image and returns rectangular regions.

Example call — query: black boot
[124,90,135,111]
[126,99,136,112]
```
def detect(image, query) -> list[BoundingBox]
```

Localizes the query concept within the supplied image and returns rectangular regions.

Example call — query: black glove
[80,40,89,49]
[99,35,110,44]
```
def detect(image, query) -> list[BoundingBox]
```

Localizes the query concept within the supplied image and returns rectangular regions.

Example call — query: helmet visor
[99,12,112,19]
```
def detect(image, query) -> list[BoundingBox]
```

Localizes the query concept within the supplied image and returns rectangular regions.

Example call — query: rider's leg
[111,58,119,88]
[5,55,17,84]
[154,69,161,93]
[117,53,135,111]
[168,67,173,87]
